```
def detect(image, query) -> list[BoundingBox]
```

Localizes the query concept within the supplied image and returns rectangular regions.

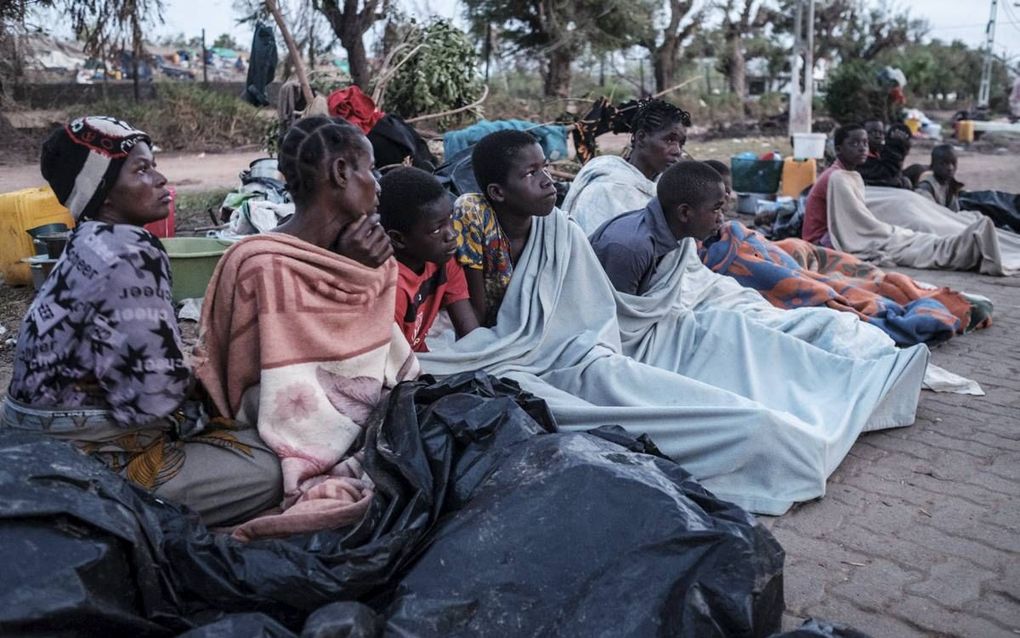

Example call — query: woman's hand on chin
[333,214,393,267]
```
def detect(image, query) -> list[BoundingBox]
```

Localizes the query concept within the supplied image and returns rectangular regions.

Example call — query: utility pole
[201,28,208,85]
[788,0,814,135]
[975,0,999,108]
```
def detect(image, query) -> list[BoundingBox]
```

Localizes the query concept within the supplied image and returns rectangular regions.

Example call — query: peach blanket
[195,233,418,541]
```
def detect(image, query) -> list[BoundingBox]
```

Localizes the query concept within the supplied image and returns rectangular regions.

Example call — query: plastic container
[730,158,783,194]
[0,186,75,286]
[162,237,231,303]
[37,232,70,258]
[736,192,774,215]
[956,120,975,143]
[780,158,817,198]
[791,133,827,159]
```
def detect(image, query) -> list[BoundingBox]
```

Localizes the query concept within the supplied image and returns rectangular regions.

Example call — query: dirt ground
[2,132,1017,194]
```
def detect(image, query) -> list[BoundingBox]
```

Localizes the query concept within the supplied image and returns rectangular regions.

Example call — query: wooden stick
[405,84,490,124]
[651,76,699,98]
[265,0,314,107]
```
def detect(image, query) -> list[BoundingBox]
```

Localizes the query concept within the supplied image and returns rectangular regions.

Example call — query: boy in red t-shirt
[379,167,479,351]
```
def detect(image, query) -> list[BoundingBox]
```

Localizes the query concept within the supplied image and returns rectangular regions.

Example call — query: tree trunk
[653,37,679,94]
[726,32,746,100]
[131,2,143,103]
[543,48,571,98]
[341,33,370,89]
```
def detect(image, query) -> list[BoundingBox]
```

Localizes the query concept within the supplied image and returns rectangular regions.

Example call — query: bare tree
[313,0,387,89]
[66,0,165,101]
[640,0,702,94]
[717,0,766,102]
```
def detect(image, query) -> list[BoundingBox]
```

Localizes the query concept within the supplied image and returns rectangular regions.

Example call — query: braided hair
[278,116,367,206]
[629,99,692,135]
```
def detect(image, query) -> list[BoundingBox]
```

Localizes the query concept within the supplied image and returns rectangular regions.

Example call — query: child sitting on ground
[915,144,964,211]
[589,160,727,295]
[379,167,479,351]
[702,159,733,204]
[452,130,558,326]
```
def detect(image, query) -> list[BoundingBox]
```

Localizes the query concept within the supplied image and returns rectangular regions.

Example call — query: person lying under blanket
[1,116,283,527]
[419,129,928,516]
[693,161,991,346]
[565,102,935,363]
[837,157,1020,276]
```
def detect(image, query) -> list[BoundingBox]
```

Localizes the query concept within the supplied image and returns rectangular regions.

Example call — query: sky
[49,0,1020,64]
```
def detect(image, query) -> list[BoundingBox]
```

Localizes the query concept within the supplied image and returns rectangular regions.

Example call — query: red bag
[327,86,384,134]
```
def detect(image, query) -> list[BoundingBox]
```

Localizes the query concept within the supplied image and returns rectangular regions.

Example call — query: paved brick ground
[765,267,1020,637]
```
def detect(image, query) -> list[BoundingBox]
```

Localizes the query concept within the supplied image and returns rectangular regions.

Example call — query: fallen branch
[405,85,490,124]
[651,76,699,99]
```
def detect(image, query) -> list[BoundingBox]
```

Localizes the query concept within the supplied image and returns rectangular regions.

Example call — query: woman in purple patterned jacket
[1,116,280,526]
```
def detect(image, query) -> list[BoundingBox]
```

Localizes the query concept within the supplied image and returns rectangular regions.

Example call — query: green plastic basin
[162,237,232,303]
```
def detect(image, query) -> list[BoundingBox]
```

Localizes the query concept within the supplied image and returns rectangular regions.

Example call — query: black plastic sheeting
[0,372,784,637]
[368,114,438,173]
[773,617,874,638]
[433,145,479,198]
[959,190,1020,234]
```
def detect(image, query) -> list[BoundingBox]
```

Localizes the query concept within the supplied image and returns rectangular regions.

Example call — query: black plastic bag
[433,145,478,198]
[368,114,438,172]
[772,617,873,637]
[959,190,1020,233]
[382,421,785,637]
[243,22,278,107]
[0,432,183,637]
[178,613,296,638]
[0,372,784,637]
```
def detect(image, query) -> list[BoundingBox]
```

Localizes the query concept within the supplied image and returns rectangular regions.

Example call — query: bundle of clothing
[444,119,569,162]
[702,221,992,346]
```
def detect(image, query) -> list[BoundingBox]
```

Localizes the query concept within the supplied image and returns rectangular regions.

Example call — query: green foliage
[877,39,1011,110]
[382,19,481,122]
[211,33,241,50]
[822,60,888,125]
[87,83,267,150]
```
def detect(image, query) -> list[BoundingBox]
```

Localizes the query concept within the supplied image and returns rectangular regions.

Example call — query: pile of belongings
[329,85,438,171]
[0,373,787,637]
[217,158,294,238]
